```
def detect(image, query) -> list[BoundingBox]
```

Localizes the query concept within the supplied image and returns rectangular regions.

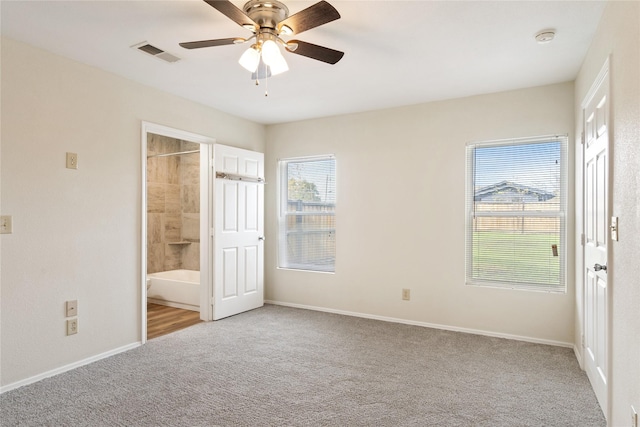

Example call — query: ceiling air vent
[132,42,181,63]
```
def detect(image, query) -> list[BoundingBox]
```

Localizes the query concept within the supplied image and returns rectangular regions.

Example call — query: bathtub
[147,269,200,312]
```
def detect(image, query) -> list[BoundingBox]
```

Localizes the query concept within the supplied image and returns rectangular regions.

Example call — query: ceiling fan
[180,0,344,79]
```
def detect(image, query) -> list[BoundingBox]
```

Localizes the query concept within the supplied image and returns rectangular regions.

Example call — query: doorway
[141,123,266,341]
[141,122,215,342]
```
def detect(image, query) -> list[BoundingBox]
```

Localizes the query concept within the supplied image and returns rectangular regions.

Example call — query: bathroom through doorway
[141,122,215,342]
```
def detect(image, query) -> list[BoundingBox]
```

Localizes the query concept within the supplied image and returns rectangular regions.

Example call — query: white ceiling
[1,0,606,124]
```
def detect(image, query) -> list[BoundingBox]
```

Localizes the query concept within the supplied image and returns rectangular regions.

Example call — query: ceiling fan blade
[179,38,243,49]
[204,0,257,30]
[286,40,344,64]
[278,1,340,35]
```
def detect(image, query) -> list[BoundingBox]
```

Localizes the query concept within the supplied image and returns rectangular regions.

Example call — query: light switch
[0,215,12,234]
[66,152,78,169]
[66,300,78,317]
[610,216,618,241]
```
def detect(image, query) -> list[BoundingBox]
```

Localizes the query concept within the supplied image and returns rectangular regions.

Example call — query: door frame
[579,57,612,419]
[140,122,216,343]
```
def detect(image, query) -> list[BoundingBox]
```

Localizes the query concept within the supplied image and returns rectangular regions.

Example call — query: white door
[212,144,264,320]
[583,63,609,415]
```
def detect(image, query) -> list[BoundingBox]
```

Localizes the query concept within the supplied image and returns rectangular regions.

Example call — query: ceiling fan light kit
[180,0,344,93]
[238,44,261,71]
[261,38,280,63]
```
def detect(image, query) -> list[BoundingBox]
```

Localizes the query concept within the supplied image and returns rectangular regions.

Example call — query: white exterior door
[583,64,609,416]
[212,144,264,320]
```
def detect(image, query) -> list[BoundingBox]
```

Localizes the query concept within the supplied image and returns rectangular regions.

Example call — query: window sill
[465,280,566,294]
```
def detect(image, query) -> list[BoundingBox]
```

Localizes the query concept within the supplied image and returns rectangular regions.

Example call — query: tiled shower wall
[147,134,200,274]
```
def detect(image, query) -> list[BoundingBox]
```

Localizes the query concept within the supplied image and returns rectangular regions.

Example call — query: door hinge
[581,334,585,348]
[581,132,585,145]
[210,297,215,306]
[210,228,215,237]
[581,233,585,246]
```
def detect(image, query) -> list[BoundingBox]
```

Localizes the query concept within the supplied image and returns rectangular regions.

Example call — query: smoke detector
[535,30,556,44]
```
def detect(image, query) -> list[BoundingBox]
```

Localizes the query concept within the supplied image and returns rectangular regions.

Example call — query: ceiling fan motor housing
[243,0,289,30]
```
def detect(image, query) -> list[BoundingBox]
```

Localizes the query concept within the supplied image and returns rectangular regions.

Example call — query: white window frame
[465,135,568,293]
[277,155,336,273]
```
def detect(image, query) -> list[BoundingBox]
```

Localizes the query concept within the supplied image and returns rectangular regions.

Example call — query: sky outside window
[474,141,561,194]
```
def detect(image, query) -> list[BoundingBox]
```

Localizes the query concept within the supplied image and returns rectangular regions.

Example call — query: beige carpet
[1,304,605,426]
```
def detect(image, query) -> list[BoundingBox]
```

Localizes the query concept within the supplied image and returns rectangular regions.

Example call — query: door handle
[594,263,607,272]
[258,236,265,241]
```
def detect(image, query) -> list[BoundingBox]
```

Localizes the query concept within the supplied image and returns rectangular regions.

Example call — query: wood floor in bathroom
[147,303,202,340]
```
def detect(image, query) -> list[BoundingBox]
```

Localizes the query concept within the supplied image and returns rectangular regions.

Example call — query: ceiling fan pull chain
[264,62,269,97]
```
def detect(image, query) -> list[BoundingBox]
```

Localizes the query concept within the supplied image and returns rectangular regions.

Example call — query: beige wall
[574,1,640,424]
[0,37,265,387]
[265,81,576,345]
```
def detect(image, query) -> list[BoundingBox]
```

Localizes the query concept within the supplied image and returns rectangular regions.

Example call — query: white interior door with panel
[212,144,264,320]
[582,61,609,417]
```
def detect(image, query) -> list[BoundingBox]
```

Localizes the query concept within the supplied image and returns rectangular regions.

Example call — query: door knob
[594,263,607,272]
[258,236,265,241]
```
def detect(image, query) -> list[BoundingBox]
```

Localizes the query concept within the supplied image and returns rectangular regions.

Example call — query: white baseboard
[147,298,199,312]
[265,300,574,349]
[0,342,141,394]
[574,344,585,369]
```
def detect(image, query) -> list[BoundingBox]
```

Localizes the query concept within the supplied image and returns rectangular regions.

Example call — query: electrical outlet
[66,152,78,169]
[66,300,78,317]
[66,319,78,336]
[631,405,638,427]
[402,288,411,301]
[0,215,12,234]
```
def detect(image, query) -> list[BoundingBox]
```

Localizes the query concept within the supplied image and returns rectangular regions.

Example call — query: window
[278,156,336,272]
[465,136,567,292]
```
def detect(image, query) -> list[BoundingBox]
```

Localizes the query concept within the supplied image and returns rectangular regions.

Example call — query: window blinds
[279,156,336,273]
[465,136,567,292]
